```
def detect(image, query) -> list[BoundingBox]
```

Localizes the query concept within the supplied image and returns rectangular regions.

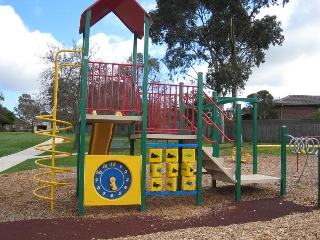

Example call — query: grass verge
[0,132,289,174]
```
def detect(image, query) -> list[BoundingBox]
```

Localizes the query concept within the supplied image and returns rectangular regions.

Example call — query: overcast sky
[0,0,319,111]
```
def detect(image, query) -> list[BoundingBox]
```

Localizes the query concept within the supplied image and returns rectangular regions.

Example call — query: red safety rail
[135,83,198,134]
[86,62,143,115]
[181,84,199,133]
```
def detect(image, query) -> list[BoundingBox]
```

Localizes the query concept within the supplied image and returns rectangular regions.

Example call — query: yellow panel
[166,163,179,177]
[181,162,194,177]
[150,177,162,191]
[165,149,178,162]
[149,149,162,163]
[150,163,162,177]
[165,177,177,191]
[84,155,141,206]
[182,176,196,191]
[182,149,195,162]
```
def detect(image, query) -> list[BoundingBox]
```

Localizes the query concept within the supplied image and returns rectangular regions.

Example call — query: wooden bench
[110,139,129,150]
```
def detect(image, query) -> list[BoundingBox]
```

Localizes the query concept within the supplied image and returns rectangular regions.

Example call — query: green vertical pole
[212,92,219,157]
[211,92,218,188]
[196,72,203,206]
[235,104,242,202]
[130,34,138,155]
[78,9,91,216]
[252,94,258,174]
[280,126,287,196]
[140,14,150,211]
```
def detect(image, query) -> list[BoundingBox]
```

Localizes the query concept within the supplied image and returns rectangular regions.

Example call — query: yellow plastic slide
[88,111,122,155]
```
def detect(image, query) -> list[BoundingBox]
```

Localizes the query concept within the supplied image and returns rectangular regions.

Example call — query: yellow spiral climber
[33,49,83,211]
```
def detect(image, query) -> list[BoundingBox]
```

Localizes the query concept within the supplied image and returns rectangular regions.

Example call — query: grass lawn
[0,132,51,157]
[0,132,287,174]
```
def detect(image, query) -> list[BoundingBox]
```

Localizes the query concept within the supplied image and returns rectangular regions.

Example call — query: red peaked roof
[79,0,153,39]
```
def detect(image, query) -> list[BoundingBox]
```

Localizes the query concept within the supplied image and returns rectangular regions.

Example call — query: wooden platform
[86,114,142,124]
[131,134,197,140]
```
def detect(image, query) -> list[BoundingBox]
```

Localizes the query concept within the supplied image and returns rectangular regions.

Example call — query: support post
[280,126,287,196]
[211,92,219,188]
[235,104,242,202]
[78,9,91,216]
[252,94,258,174]
[140,14,150,211]
[196,72,203,206]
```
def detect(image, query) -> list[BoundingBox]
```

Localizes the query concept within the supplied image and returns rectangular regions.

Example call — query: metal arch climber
[288,135,319,156]
[287,135,319,184]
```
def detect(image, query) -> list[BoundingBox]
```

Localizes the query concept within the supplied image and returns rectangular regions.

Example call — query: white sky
[0,0,319,111]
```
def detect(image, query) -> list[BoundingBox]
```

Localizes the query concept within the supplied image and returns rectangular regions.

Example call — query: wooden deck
[86,114,142,124]
[130,134,198,140]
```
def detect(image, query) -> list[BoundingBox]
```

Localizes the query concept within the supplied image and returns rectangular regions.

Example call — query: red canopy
[79,0,153,39]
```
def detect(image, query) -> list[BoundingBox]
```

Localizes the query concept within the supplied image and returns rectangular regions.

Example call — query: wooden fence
[113,119,320,143]
[222,119,320,143]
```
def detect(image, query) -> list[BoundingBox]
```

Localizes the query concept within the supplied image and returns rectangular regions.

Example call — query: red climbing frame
[85,63,200,134]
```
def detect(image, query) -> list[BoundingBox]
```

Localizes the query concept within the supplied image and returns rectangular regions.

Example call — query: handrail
[182,116,216,143]
[203,91,236,123]
[201,111,235,142]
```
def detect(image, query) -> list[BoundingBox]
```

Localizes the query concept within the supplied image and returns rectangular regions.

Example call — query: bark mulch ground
[0,197,316,240]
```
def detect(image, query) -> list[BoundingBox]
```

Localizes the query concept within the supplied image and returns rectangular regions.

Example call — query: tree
[149,0,288,97]
[38,41,101,149]
[308,111,320,119]
[0,93,15,131]
[127,53,162,83]
[0,92,4,102]
[14,94,42,132]
[38,41,99,132]
[246,90,278,119]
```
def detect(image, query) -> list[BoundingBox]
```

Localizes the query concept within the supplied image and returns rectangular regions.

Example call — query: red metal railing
[85,63,235,141]
[86,62,142,115]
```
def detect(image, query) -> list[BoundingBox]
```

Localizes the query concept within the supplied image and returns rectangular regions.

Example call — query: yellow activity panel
[84,155,141,206]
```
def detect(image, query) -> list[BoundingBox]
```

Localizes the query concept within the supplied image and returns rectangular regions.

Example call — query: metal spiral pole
[33,49,82,211]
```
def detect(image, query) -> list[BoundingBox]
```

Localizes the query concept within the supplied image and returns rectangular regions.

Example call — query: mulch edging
[0,197,317,240]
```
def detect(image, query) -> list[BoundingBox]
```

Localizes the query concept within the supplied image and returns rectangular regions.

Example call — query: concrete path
[0,138,64,172]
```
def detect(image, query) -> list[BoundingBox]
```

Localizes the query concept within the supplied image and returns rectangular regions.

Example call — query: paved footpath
[0,138,64,172]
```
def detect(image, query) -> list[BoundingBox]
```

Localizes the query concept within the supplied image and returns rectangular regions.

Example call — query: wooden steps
[202,147,281,185]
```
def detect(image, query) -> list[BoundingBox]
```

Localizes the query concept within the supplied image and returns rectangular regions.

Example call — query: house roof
[275,95,320,105]
[79,0,153,39]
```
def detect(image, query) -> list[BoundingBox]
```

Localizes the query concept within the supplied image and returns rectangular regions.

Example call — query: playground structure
[33,0,300,215]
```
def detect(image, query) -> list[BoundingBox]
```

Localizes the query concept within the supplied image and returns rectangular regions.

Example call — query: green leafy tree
[0,92,4,102]
[14,94,42,132]
[38,41,98,131]
[246,90,278,119]
[127,53,161,83]
[149,0,288,97]
[0,93,15,131]
[308,111,320,119]
[38,41,100,148]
